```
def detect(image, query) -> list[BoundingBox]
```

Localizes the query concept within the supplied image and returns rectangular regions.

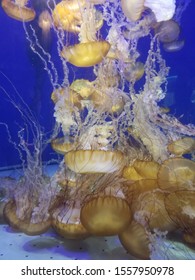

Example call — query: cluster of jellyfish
[0,0,195,260]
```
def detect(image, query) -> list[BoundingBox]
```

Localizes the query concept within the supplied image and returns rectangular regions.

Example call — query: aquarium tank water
[0,0,195,260]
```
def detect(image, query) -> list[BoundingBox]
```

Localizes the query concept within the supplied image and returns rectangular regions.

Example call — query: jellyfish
[119,220,151,259]
[123,61,145,83]
[52,0,85,33]
[168,137,195,156]
[131,190,178,232]
[80,195,132,236]
[4,200,51,235]
[65,150,125,174]
[154,20,180,43]
[61,41,111,67]
[158,158,195,191]
[51,137,77,155]
[163,40,185,52]
[60,1,110,67]
[38,10,52,45]
[165,190,195,243]
[70,79,95,99]
[1,0,36,21]
[123,160,160,181]
[51,198,90,239]
[121,0,176,22]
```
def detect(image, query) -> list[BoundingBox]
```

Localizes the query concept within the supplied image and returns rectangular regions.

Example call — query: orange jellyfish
[128,187,177,232]
[119,220,151,259]
[123,160,160,181]
[61,41,111,67]
[80,195,132,236]
[51,200,90,239]
[168,137,195,156]
[1,0,36,22]
[52,0,85,33]
[64,150,125,174]
[4,200,51,235]
[165,190,195,243]
[51,137,77,155]
[158,158,195,191]
[69,79,95,99]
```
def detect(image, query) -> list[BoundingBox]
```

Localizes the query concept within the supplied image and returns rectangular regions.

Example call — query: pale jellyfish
[38,10,52,45]
[155,20,180,43]
[121,0,176,22]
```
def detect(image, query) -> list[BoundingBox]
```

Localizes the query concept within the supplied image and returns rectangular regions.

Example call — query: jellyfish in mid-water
[121,0,176,22]
[1,0,36,21]
[38,10,52,46]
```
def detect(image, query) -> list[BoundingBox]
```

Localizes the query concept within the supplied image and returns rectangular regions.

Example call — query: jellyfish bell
[121,0,145,22]
[132,190,177,232]
[1,0,36,22]
[38,10,52,45]
[123,62,145,83]
[123,160,160,181]
[121,0,176,22]
[163,40,185,52]
[119,220,150,259]
[57,169,79,188]
[168,137,195,156]
[80,195,132,236]
[61,41,111,67]
[124,179,158,204]
[165,190,195,237]
[4,200,51,235]
[155,20,180,43]
[64,150,125,174]
[144,0,176,22]
[51,137,77,154]
[69,79,95,99]
[51,202,90,239]
[158,158,195,191]
[52,0,84,32]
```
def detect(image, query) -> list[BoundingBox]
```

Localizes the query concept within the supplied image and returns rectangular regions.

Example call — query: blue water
[0,0,195,168]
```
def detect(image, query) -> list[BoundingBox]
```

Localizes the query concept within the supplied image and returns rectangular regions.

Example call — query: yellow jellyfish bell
[131,190,177,232]
[61,41,111,67]
[1,0,36,22]
[51,137,77,154]
[4,200,51,235]
[51,203,90,239]
[119,221,150,259]
[158,158,195,191]
[65,150,125,173]
[70,79,95,99]
[52,0,85,32]
[80,195,132,236]
[168,137,195,156]
[165,190,195,235]
[123,160,160,181]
